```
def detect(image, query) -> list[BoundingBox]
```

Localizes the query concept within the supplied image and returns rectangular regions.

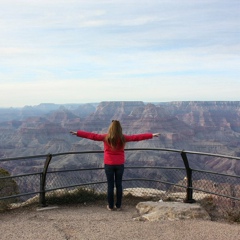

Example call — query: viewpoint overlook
[1,101,240,238]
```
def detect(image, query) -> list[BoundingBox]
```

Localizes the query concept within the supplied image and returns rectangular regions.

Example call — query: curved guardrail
[0,148,240,208]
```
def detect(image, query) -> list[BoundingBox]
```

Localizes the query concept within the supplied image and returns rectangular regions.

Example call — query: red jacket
[76,130,153,165]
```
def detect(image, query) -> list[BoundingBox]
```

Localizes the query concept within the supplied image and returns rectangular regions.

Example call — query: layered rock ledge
[134,201,211,221]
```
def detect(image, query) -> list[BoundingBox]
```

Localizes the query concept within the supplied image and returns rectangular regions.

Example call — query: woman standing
[70,120,160,211]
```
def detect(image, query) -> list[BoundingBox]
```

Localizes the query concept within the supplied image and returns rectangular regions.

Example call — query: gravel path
[1,204,239,240]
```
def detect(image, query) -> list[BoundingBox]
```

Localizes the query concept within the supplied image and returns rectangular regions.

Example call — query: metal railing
[1,148,240,219]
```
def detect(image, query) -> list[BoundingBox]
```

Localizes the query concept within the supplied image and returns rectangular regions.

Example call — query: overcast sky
[0,0,239,107]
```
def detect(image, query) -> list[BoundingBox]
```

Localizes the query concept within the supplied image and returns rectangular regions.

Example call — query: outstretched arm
[70,130,105,141]
[125,132,160,142]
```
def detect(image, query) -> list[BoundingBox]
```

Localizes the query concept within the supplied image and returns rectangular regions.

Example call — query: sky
[0,0,239,107]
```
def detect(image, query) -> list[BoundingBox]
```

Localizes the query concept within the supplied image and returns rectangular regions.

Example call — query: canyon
[0,101,240,176]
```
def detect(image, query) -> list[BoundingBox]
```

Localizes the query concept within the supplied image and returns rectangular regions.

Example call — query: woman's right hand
[153,133,160,137]
[70,131,77,135]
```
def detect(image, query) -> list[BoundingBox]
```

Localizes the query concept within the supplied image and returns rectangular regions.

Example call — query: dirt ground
[1,204,239,240]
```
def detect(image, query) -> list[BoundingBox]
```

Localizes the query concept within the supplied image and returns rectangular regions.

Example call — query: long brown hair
[105,120,126,149]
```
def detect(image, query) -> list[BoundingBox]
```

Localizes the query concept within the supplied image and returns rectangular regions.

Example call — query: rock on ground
[135,201,211,221]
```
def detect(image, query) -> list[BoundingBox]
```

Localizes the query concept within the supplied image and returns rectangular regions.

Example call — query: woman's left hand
[153,133,160,137]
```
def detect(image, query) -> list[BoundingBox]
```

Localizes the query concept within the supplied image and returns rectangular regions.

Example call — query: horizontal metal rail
[0,154,47,162]
[0,191,42,200]
[190,187,240,201]
[1,148,240,162]
[0,172,41,180]
[45,166,185,175]
[123,178,187,189]
[45,180,108,193]
[192,169,240,179]
[44,178,186,194]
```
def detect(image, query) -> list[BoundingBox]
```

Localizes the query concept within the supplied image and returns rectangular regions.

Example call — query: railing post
[39,153,52,207]
[181,151,196,203]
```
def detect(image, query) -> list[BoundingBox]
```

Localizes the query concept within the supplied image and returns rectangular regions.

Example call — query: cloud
[0,0,239,107]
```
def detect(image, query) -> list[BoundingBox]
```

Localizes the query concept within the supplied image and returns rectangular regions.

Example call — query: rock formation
[0,101,240,176]
[134,201,211,221]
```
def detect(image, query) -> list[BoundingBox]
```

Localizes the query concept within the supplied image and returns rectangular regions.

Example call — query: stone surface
[134,201,211,221]
[37,206,59,211]
[123,187,166,198]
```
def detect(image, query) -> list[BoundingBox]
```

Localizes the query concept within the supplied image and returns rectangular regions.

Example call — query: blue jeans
[104,164,124,209]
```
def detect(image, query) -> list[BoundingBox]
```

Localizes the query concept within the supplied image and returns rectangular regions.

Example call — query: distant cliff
[0,101,240,176]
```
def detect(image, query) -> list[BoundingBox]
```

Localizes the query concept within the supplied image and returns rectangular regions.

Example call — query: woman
[70,120,160,211]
